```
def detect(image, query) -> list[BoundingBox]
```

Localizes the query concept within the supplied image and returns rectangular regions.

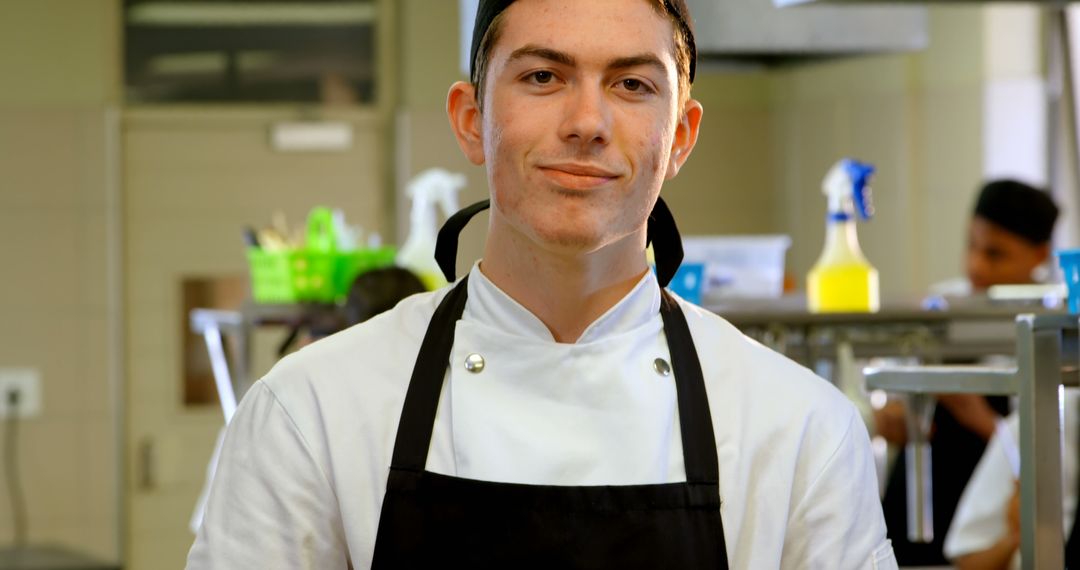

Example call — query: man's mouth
[537,163,620,190]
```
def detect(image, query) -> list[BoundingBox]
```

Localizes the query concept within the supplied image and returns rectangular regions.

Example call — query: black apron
[882,396,1011,565]
[370,198,728,568]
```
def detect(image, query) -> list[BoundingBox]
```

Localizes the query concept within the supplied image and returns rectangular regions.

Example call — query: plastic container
[397,168,465,290]
[248,247,397,304]
[807,216,880,313]
[1057,248,1080,314]
[248,207,397,304]
[668,262,705,305]
[808,260,879,313]
[248,249,337,303]
[807,158,879,313]
[681,235,791,300]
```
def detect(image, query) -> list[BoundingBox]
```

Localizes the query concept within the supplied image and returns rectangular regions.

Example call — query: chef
[944,390,1080,569]
[185,0,895,568]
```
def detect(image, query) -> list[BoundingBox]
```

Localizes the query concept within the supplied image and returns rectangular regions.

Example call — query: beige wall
[0,0,120,106]
[770,7,987,299]
[122,106,390,568]
[0,0,121,563]
[667,72,776,236]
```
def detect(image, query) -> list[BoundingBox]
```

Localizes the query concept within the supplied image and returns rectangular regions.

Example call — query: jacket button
[653,358,671,377]
[464,353,486,373]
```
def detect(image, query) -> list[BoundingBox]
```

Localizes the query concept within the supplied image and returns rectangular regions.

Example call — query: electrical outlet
[0,368,42,419]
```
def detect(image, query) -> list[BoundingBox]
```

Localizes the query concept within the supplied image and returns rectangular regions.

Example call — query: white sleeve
[943,415,1018,562]
[185,382,350,569]
[783,410,898,570]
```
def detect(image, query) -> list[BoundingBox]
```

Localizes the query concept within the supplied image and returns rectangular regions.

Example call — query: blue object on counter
[1058,248,1080,314]
[667,262,705,305]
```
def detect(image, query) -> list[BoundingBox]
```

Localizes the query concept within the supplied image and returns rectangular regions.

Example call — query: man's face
[467,0,699,255]
[965,216,1050,290]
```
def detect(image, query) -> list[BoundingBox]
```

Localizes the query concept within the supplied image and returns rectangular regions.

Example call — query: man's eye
[531,71,554,84]
[622,79,644,91]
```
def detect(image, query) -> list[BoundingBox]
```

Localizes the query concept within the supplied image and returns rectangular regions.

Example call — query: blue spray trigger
[843,159,875,221]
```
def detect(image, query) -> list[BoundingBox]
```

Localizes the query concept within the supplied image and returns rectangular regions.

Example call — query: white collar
[463,262,661,344]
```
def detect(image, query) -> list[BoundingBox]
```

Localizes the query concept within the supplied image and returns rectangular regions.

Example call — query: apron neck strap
[434,197,685,287]
[389,278,719,484]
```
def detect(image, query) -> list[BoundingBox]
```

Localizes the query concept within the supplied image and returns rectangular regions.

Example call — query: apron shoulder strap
[434,198,685,287]
[389,278,470,471]
[660,290,720,485]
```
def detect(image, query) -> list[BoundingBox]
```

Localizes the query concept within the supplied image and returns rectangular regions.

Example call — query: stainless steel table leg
[202,324,238,423]
[1017,316,1065,570]
[904,393,936,543]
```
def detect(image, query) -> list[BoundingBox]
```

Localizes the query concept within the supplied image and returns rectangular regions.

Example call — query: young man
[186,1,895,567]
[879,179,1060,566]
[935,181,1064,569]
[966,179,1059,291]
[926,179,1060,297]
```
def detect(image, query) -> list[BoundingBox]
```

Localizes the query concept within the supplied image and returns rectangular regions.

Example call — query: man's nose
[967,253,989,286]
[557,83,612,146]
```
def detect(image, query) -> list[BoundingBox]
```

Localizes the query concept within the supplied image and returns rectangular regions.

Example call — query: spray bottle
[807,158,880,313]
[397,168,466,290]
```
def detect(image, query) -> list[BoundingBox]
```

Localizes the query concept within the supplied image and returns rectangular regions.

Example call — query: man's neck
[480,221,650,344]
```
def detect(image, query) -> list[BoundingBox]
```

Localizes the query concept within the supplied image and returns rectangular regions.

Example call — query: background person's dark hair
[343,267,428,327]
[974,179,1059,245]
[468,0,697,111]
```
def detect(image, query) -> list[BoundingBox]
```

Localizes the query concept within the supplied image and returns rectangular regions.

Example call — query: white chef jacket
[186,264,896,569]
[944,389,1080,568]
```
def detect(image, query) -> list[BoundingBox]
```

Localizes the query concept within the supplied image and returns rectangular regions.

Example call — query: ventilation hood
[458,0,928,71]
[686,0,928,64]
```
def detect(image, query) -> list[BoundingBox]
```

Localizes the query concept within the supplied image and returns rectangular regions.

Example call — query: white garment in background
[185,264,896,569]
[944,390,1080,568]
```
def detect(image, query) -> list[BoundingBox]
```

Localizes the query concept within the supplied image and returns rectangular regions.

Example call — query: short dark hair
[974,179,1059,245]
[469,0,696,111]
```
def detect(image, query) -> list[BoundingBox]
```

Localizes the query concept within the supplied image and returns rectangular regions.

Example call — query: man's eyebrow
[506,46,667,76]
[607,54,667,75]
[507,45,576,67]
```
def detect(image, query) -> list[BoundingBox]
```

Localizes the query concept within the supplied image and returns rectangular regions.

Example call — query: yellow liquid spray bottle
[807,158,880,313]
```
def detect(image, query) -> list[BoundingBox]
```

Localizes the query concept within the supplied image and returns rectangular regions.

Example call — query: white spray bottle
[397,168,466,290]
[807,158,880,313]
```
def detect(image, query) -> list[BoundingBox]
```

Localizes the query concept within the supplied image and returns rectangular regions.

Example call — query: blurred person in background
[943,389,1080,569]
[187,266,427,533]
[876,179,1059,566]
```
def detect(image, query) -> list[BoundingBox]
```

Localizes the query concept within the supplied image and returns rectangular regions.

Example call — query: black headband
[468,0,697,85]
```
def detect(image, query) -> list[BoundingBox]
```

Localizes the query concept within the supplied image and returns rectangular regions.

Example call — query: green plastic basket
[247,249,331,303]
[247,207,397,304]
[248,246,399,304]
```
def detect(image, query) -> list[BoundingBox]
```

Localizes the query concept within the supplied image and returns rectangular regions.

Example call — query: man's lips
[537,163,620,190]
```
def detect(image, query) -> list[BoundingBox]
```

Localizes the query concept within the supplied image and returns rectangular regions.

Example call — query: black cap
[469,0,697,85]
[974,179,1059,245]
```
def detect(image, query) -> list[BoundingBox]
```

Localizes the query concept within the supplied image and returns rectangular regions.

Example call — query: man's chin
[534,230,604,254]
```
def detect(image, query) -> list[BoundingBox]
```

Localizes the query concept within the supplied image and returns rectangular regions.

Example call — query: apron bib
[370,276,728,568]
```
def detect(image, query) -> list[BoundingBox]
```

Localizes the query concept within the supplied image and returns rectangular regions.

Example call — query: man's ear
[1035,241,1052,265]
[665,98,703,180]
[447,81,485,166]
